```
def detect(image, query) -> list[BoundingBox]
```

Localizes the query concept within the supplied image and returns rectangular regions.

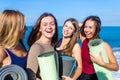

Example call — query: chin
[64,36,71,38]
[47,36,53,39]
[86,36,92,40]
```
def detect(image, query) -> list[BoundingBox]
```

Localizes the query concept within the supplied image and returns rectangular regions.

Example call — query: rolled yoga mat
[59,56,76,78]
[0,64,28,80]
[88,39,114,80]
[37,51,59,80]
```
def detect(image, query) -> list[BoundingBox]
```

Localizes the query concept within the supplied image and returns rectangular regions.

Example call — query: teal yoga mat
[37,51,59,80]
[0,64,28,80]
[59,56,76,78]
[88,39,114,80]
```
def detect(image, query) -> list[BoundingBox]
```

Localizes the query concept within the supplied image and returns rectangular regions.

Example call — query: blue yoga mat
[88,39,114,80]
[0,64,28,80]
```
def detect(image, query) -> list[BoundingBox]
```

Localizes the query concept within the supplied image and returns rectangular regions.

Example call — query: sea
[23,26,120,80]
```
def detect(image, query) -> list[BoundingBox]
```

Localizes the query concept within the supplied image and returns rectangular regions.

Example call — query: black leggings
[77,73,98,80]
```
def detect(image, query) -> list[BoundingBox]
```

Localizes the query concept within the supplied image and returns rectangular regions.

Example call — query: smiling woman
[78,15,119,80]
[55,18,82,80]
[26,12,59,80]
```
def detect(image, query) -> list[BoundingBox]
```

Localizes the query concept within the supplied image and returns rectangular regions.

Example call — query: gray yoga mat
[59,56,76,78]
[88,39,114,80]
[0,64,28,80]
[37,51,59,80]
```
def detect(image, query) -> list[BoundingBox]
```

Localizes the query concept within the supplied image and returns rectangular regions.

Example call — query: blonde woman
[0,10,27,69]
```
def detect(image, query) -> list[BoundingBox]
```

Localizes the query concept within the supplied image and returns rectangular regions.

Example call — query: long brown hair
[80,15,101,40]
[62,18,79,56]
[28,12,58,47]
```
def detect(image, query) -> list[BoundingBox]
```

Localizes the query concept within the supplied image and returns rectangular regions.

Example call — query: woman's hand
[90,52,105,66]
[62,75,75,80]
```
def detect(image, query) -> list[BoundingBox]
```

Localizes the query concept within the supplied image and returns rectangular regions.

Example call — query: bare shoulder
[103,41,114,57]
[103,41,112,50]
[72,43,81,55]
[72,43,81,61]
[73,43,81,49]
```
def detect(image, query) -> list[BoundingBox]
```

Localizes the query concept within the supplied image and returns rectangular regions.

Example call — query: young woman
[0,10,27,69]
[78,15,119,80]
[55,18,82,80]
[26,12,58,80]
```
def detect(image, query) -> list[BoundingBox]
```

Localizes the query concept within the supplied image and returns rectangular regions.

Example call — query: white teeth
[46,30,52,33]
[85,32,90,35]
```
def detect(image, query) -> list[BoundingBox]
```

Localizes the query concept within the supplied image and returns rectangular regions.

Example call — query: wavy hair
[0,10,25,48]
[28,12,58,46]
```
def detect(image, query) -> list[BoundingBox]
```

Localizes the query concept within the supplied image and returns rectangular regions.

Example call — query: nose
[47,24,52,29]
[84,27,89,31]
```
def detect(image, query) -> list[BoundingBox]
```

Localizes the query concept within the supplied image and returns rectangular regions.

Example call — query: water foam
[112,47,120,80]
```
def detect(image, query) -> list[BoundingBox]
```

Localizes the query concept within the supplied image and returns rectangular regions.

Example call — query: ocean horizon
[23,26,120,80]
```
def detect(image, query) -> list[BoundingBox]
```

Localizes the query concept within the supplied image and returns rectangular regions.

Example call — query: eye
[84,26,87,28]
[89,26,93,29]
[64,25,68,27]
[51,23,55,26]
[69,27,73,30]
[42,23,47,26]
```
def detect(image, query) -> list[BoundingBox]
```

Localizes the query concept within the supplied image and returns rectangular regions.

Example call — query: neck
[10,42,24,51]
[59,37,71,48]
[62,37,71,44]
[38,37,52,45]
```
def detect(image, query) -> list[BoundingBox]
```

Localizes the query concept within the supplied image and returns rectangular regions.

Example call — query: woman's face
[40,16,56,39]
[84,20,96,40]
[62,21,75,38]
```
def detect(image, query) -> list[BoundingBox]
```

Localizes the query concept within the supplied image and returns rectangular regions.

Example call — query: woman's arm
[78,23,85,42]
[26,43,42,80]
[72,43,82,80]
[62,43,82,80]
[90,42,119,71]
[102,42,119,71]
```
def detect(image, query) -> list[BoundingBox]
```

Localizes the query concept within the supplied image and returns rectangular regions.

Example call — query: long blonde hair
[0,10,25,48]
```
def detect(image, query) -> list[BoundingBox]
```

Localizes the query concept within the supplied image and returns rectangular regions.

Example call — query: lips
[63,30,68,35]
[46,29,53,33]
[85,31,91,37]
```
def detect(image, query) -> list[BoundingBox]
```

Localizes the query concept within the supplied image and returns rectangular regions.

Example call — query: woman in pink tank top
[78,16,119,80]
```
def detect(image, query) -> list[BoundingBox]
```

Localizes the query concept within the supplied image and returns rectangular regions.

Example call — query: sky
[0,0,120,26]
